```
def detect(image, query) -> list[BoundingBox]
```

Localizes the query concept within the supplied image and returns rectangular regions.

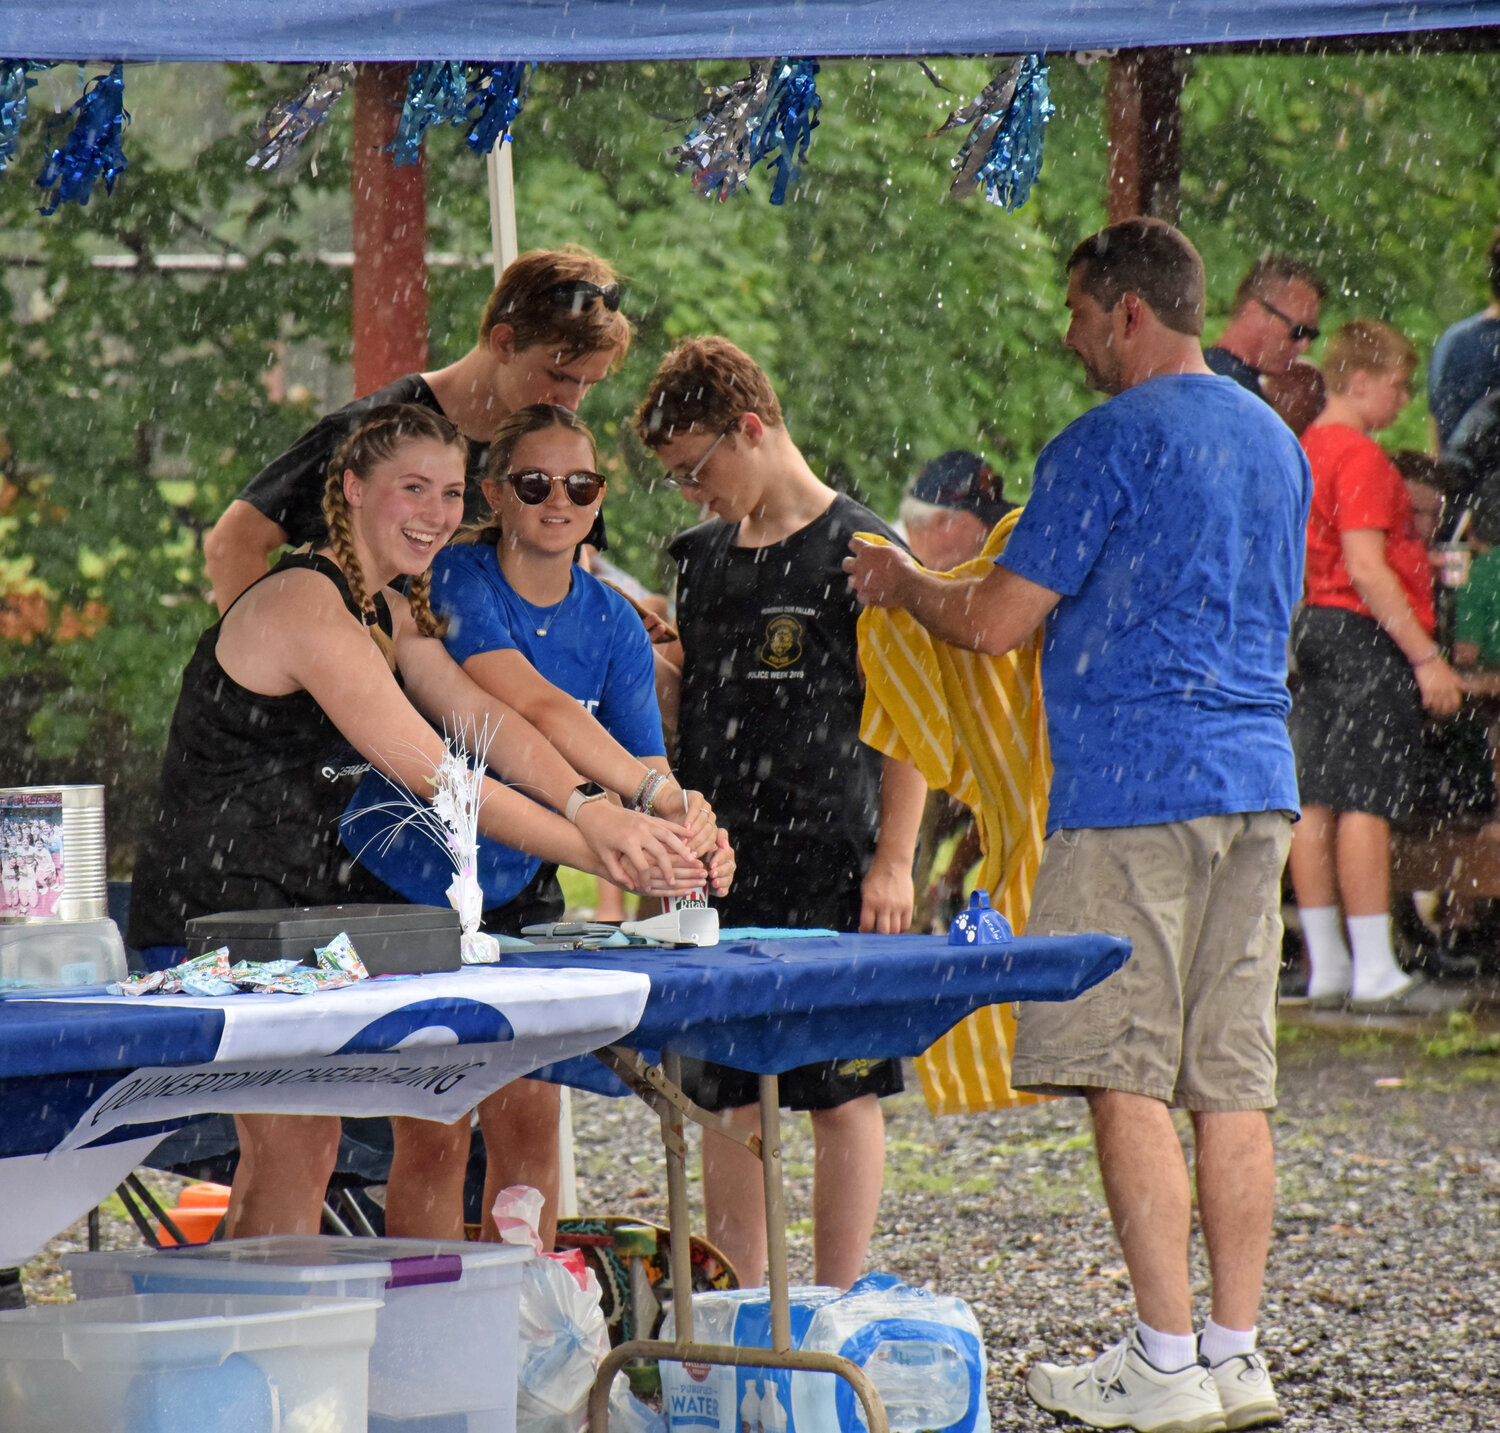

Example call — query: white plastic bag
[497,1185,610,1433]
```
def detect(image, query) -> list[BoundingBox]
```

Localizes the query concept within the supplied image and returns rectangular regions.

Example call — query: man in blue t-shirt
[1429,227,1500,446]
[846,219,1311,1433]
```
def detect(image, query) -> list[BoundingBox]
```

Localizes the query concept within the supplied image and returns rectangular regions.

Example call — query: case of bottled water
[661,1277,988,1433]
[660,1287,839,1433]
[790,1276,989,1433]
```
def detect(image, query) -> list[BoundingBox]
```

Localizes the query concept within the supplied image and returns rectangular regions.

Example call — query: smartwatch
[565,781,609,823]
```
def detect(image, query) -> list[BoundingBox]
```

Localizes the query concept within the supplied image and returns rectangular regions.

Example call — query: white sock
[1198,1318,1257,1366]
[1134,1320,1199,1373]
[1298,905,1351,998]
[1346,913,1411,1001]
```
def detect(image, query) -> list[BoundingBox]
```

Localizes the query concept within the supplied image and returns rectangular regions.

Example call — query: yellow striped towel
[855,510,1053,1115]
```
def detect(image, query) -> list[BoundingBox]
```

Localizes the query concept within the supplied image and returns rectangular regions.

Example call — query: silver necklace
[515,589,567,637]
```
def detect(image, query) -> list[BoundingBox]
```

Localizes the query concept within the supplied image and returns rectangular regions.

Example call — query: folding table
[500,930,1131,1433]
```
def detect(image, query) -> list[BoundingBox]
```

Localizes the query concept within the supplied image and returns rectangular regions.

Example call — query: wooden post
[351,64,428,396]
[1106,49,1186,224]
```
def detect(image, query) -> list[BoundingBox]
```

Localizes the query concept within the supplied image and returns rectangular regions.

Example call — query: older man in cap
[898,449,1016,574]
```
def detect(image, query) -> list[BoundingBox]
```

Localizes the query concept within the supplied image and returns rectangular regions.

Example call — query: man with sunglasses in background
[634,336,927,1294]
[203,248,629,613]
[1204,253,1326,399]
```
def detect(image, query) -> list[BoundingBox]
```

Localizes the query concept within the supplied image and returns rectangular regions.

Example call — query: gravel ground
[22,1014,1500,1429]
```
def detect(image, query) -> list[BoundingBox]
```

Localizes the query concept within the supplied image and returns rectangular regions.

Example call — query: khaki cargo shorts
[1012,811,1293,1111]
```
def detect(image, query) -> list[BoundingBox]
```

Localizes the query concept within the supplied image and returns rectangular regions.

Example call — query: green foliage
[1181,48,1500,451]
[3,50,1499,864]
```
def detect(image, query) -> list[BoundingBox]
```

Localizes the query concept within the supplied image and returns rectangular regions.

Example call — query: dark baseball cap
[908,450,1015,525]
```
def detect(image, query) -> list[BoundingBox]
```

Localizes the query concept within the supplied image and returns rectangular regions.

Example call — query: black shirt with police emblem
[669,493,902,927]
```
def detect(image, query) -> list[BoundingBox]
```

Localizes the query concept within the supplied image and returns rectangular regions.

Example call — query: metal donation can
[0,784,107,922]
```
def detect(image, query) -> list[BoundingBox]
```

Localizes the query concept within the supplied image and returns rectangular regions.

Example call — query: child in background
[1287,321,1465,1013]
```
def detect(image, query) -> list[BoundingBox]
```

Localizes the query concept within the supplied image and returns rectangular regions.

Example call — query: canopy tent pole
[482,132,581,1222]
[351,63,429,394]
[485,137,520,280]
[1106,49,1187,223]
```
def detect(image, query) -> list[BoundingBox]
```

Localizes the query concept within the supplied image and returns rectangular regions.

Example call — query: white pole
[485,136,520,280]
[484,131,578,1218]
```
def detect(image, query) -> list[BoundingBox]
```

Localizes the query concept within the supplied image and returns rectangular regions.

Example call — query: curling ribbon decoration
[1,60,50,172]
[35,63,128,215]
[390,60,470,166]
[247,61,354,171]
[674,57,821,204]
[938,54,1054,212]
[464,62,532,153]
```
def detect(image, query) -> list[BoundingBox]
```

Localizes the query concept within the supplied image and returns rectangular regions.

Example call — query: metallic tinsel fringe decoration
[464,63,532,154]
[35,63,128,214]
[0,60,50,172]
[247,61,354,171]
[941,54,1054,212]
[390,60,470,166]
[674,58,821,205]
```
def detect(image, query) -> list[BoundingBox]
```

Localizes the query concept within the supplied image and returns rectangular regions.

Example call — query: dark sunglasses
[1255,296,1319,344]
[507,469,606,506]
[545,280,622,313]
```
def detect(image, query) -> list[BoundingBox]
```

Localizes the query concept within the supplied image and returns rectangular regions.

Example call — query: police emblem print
[758,612,805,671]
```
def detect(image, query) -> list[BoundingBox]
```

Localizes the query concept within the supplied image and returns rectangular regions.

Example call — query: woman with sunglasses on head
[205,246,632,615]
[345,403,733,1244]
[129,405,709,1239]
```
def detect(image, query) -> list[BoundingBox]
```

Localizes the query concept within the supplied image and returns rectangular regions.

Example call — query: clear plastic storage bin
[65,1235,531,1432]
[0,1292,378,1433]
[0,916,127,991]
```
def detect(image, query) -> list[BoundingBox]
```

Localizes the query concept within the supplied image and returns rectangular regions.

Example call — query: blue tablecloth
[504,930,1130,1095]
[0,931,1127,1262]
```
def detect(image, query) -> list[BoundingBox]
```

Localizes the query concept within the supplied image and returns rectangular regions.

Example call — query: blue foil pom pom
[35,63,128,215]
[391,60,470,166]
[464,63,532,154]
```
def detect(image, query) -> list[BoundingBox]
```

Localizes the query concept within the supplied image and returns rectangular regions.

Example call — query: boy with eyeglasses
[635,336,927,1291]
[1204,254,1326,397]
[204,247,630,612]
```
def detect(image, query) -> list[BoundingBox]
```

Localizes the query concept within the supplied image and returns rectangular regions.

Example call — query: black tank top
[128,553,395,949]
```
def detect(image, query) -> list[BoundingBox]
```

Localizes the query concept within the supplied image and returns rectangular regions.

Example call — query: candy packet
[315,931,369,981]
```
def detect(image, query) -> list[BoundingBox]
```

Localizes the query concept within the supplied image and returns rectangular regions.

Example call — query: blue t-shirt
[998,373,1311,834]
[341,543,665,910]
[1429,312,1500,446]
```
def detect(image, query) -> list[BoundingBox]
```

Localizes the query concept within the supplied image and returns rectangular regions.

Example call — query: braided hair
[455,403,598,550]
[321,404,465,658]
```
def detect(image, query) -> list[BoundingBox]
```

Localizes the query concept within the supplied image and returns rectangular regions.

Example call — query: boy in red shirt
[1289,320,1464,1011]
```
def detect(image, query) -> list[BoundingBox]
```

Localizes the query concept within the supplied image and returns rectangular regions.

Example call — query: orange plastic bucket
[155,1206,224,1246]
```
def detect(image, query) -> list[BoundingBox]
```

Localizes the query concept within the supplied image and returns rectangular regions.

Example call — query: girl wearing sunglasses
[345,403,733,1243]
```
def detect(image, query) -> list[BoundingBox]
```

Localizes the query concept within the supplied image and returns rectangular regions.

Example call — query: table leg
[759,1073,791,1353]
[661,1051,694,1345]
[583,1052,889,1433]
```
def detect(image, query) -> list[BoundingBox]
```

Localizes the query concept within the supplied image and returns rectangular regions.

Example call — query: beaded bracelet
[633,770,669,814]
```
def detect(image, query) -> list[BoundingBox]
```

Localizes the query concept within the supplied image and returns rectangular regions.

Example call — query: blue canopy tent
[3,1,1499,62]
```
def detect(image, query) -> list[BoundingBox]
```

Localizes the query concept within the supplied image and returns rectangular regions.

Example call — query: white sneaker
[1206,1352,1281,1430]
[1025,1331,1226,1432]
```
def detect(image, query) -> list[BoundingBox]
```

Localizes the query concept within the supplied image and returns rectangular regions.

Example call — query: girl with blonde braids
[130,403,708,1238]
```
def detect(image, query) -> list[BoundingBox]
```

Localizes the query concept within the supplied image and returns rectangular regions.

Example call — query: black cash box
[185,904,461,976]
